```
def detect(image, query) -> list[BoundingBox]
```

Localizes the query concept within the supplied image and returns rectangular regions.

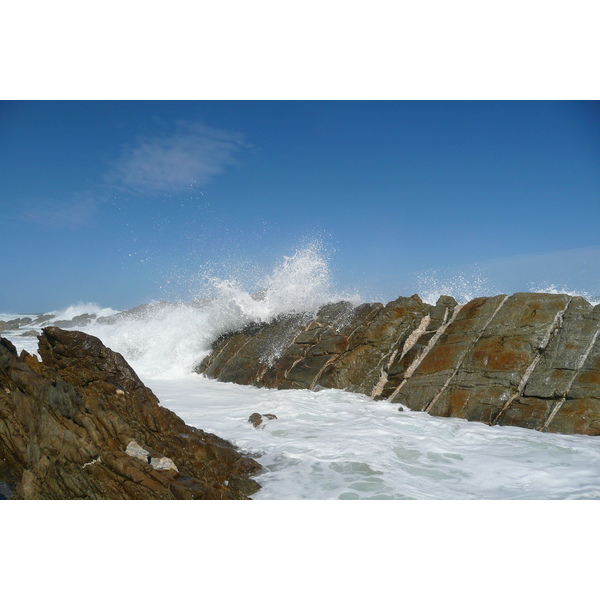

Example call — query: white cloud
[108,122,246,195]
[19,121,246,230]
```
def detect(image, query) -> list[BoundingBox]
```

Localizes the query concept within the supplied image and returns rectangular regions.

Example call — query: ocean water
[3,246,600,499]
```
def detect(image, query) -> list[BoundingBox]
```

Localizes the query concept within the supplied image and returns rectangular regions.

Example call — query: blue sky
[1,100,599,312]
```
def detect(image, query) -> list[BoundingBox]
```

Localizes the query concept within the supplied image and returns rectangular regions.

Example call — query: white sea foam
[50,302,120,321]
[151,375,600,500]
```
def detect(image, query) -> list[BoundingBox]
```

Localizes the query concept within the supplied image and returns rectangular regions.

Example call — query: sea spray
[81,243,359,378]
[206,246,334,326]
[49,302,120,322]
[4,253,600,499]
[415,267,495,305]
[414,268,600,307]
[529,283,600,305]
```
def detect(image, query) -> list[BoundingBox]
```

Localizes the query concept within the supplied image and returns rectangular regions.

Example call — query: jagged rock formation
[0,327,261,499]
[0,315,57,333]
[197,293,600,436]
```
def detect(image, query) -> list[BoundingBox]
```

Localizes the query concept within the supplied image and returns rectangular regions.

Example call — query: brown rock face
[198,295,430,393]
[0,328,261,499]
[196,293,600,436]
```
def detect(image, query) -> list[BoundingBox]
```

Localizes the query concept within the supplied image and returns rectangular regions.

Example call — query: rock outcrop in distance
[197,293,600,436]
[0,327,261,500]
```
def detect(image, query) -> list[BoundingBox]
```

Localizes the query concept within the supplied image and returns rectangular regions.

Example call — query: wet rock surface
[197,293,600,436]
[0,328,261,499]
[248,413,277,428]
[199,296,429,393]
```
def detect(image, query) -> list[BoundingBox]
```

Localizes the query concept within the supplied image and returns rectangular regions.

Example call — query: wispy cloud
[19,121,246,230]
[107,122,246,195]
[22,195,97,230]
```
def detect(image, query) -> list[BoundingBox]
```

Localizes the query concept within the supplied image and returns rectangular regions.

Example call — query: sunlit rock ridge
[197,292,600,436]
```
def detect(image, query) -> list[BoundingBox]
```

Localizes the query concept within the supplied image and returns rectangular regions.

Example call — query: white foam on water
[81,302,213,378]
[51,302,119,321]
[150,375,600,500]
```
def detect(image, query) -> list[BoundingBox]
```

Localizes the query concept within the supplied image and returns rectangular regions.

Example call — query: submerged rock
[0,328,261,499]
[197,293,600,436]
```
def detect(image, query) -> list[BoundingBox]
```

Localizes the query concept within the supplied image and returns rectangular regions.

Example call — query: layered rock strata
[0,327,261,500]
[197,293,600,436]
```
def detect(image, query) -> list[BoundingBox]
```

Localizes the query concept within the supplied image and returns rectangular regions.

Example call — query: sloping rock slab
[197,293,600,436]
[0,328,261,500]
[197,296,430,394]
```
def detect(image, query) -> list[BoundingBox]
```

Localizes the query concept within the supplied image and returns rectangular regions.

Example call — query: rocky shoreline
[197,292,600,436]
[3,291,599,499]
[0,327,261,500]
